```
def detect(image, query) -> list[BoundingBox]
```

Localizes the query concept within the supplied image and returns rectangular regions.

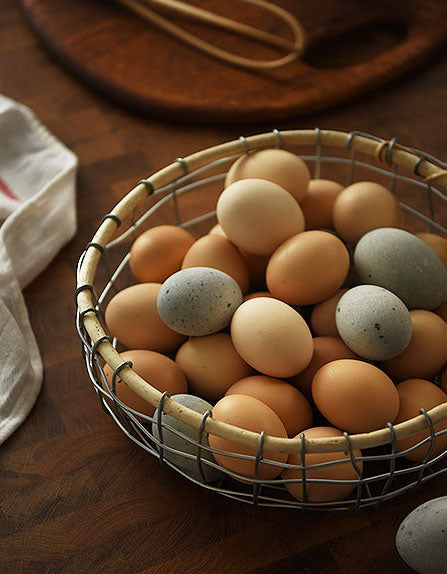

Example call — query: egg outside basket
[76,129,447,510]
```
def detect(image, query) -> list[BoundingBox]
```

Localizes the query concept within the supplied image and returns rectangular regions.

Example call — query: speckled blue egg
[152,393,224,483]
[157,267,242,336]
[354,228,447,310]
[335,285,412,361]
[396,496,447,574]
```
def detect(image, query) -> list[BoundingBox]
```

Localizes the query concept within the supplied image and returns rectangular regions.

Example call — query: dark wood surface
[20,0,447,124]
[0,1,446,572]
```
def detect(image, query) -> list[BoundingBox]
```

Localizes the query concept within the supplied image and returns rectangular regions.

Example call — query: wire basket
[75,129,447,510]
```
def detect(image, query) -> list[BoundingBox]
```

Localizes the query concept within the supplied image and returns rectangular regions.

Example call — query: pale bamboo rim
[76,129,447,455]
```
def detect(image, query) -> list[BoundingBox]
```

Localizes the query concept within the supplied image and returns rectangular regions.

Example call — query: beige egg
[225,375,313,437]
[181,234,250,293]
[289,336,360,399]
[175,333,253,402]
[104,283,186,353]
[282,426,363,503]
[224,148,310,202]
[216,178,305,255]
[129,225,195,283]
[209,394,288,480]
[416,232,447,266]
[300,179,344,230]
[394,379,447,461]
[230,297,313,378]
[312,359,400,433]
[266,231,350,305]
[310,288,349,337]
[333,181,402,245]
[382,310,447,381]
[103,349,188,418]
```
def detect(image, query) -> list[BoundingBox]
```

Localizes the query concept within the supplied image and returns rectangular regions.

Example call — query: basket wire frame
[76,128,447,510]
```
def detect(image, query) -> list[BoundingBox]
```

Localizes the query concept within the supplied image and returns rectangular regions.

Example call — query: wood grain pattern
[20,0,447,124]
[1,0,446,571]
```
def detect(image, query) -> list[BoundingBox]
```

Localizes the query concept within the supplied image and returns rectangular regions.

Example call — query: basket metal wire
[75,129,447,510]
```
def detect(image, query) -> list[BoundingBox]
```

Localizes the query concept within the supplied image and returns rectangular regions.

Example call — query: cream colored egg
[230,297,313,378]
[216,178,305,255]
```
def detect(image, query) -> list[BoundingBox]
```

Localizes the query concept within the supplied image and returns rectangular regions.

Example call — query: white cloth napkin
[0,95,78,445]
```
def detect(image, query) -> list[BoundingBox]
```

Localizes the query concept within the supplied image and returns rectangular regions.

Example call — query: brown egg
[416,232,447,266]
[243,291,273,302]
[312,359,400,433]
[175,333,253,402]
[208,223,227,237]
[266,231,350,305]
[237,247,269,287]
[394,379,447,462]
[105,283,186,353]
[382,310,447,381]
[300,179,344,230]
[209,394,288,480]
[225,375,313,437]
[216,178,305,255]
[310,289,349,337]
[103,349,188,418]
[129,225,195,283]
[435,301,447,322]
[224,148,310,202]
[333,181,402,245]
[231,297,313,378]
[181,234,250,293]
[282,426,363,503]
[289,336,360,399]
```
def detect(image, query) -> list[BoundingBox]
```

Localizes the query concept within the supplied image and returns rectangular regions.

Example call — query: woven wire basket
[76,129,447,510]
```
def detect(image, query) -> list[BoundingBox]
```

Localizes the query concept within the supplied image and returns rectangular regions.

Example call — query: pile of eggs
[103,148,447,503]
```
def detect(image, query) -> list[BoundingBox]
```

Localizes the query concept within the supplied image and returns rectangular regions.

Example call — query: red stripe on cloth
[0,177,19,201]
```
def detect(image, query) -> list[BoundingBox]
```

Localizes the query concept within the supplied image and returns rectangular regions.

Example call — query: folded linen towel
[0,95,78,445]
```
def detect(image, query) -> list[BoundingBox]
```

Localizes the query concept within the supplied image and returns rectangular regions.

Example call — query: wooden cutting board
[20,0,447,124]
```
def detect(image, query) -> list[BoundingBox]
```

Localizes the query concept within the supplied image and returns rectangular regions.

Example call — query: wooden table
[1,1,446,572]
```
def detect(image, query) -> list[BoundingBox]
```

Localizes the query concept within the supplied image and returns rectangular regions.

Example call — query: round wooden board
[20,0,447,124]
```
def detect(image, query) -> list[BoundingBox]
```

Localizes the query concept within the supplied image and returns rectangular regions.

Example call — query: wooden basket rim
[76,128,447,455]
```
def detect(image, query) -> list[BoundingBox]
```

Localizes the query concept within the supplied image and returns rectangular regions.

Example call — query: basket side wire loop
[100,213,122,227]
[253,431,266,505]
[381,422,398,495]
[137,179,155,196]
[300,432,307,504]
[90,335,113,369]
[415,408,437,489]
[272,128,284,148]
[111,360,134,395]
[156,391,170,463]
[313,127,322,180]
[197,409,213,483]
[239,135,249,153]
[172,157,190,225]
[344,431,371,507]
